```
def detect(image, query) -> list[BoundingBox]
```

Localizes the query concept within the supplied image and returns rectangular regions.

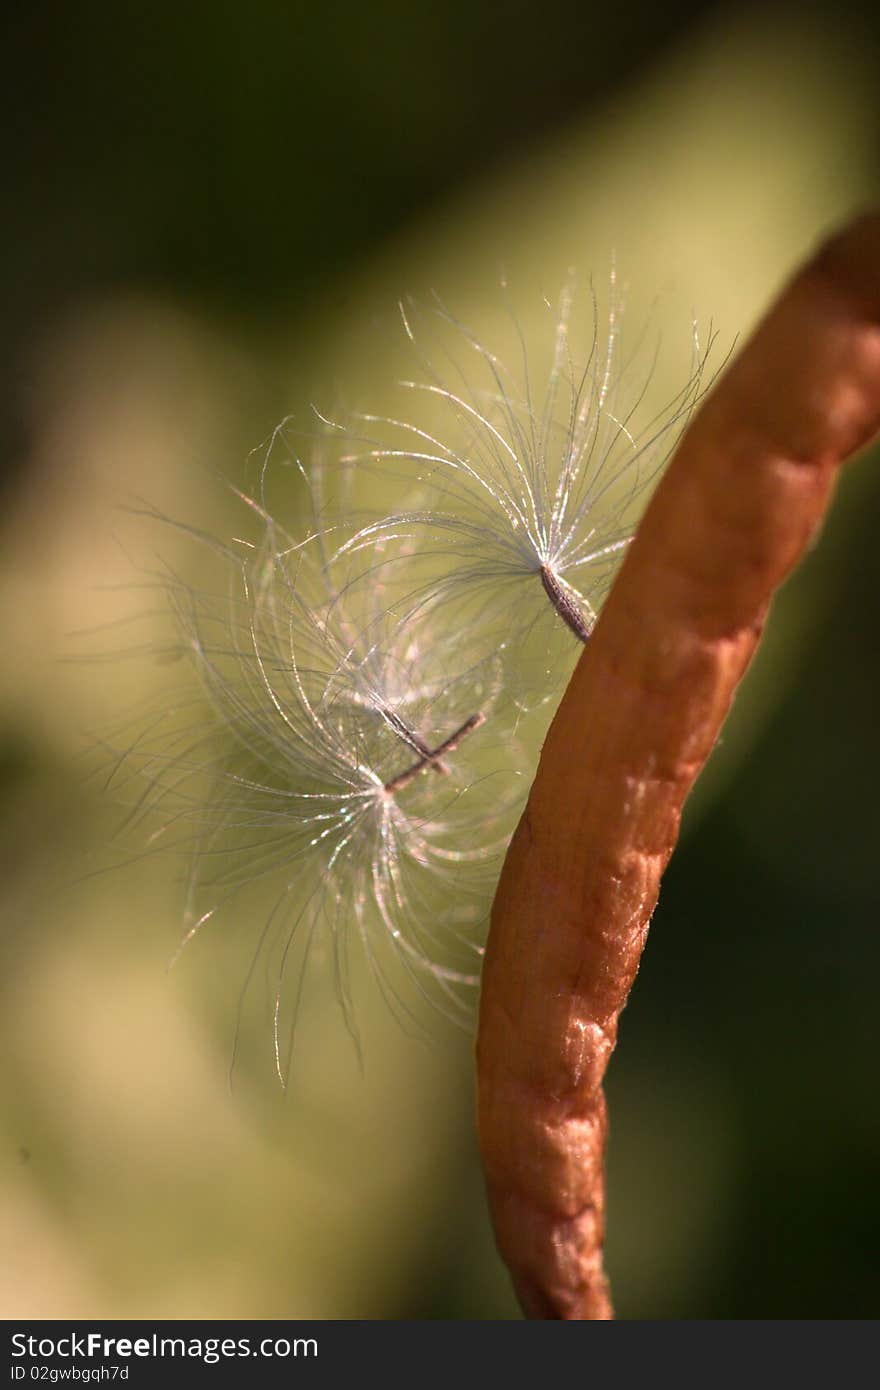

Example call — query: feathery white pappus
[319,274,716,671]
[104,483,524,1082]
[102,274,715,1077]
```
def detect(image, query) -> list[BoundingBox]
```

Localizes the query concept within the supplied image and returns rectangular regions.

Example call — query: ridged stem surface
[477,214,880,1319]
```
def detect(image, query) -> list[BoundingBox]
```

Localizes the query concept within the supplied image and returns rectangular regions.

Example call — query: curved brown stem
[476,213,880,1319]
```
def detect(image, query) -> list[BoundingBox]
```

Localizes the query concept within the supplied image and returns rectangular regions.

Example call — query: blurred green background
[2,0,879,1319]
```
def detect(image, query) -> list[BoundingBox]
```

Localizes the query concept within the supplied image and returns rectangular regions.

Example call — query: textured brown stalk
[476,213,880,1320]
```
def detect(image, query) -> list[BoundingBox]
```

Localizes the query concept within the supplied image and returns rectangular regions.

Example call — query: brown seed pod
[476,212,880,1319]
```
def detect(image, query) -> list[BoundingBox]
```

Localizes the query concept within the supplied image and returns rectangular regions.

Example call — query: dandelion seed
[97,270,716,1083]
[104,477,525,1082]
[321,276,718,677]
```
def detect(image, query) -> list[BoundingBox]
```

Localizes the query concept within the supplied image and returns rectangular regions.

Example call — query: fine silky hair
[102,277,712,1075]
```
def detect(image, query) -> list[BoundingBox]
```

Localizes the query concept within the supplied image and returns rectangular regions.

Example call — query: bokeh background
[2,0,879,1319]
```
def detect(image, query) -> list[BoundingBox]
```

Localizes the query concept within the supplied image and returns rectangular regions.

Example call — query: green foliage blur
[2,0,879,1319]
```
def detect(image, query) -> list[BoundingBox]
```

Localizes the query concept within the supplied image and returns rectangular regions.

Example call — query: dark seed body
[540,566,591,644]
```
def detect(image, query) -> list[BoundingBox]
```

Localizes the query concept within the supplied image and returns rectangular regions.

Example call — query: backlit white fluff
[105,483,524,1081]
[326,277,716,665]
